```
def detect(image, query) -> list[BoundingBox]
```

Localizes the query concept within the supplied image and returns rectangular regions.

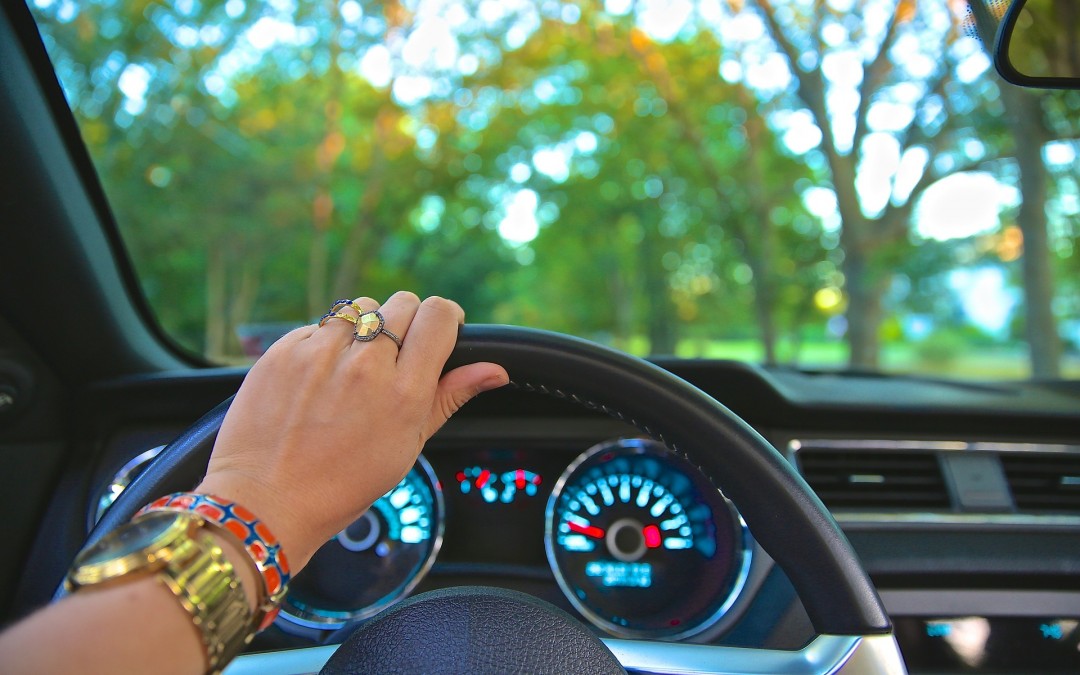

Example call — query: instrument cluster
[277,438,753,640]
[97,437,754,642]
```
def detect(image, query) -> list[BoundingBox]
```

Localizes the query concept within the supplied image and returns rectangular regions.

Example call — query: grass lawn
[645,338,1080,381]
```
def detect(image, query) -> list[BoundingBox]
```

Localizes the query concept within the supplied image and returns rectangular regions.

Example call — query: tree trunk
[641,225,677,355]
[331,145,386,297]
[227,261,260,359]
[307,225,329,319]
[610,267,634,351]
[205,245,227,361]
[831,160,884,370]
[842,248,882,370]
[749,257,778,365]
[1008,90,1061,378]
[970,1,1062,378]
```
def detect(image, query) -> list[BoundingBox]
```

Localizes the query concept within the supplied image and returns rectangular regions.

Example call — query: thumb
[423,362,509,440]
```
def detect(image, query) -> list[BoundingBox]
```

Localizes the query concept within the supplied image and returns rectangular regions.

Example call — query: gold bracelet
[157,527,254,673]
[66,512,254,674]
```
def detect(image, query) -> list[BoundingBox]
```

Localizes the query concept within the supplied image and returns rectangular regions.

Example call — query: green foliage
[25,0,1078,377]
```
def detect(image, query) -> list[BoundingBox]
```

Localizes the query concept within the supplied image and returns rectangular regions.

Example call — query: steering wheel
[71,325,904,674]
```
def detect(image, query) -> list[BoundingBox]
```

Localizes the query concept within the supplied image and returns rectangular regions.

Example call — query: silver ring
[380,327,403,348]
[353,310,403,349]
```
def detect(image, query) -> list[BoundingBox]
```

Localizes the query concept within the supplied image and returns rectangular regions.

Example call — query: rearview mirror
[994,0,1080,89]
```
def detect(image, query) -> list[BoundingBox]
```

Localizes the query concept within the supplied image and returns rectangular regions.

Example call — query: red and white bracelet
[139,492,291,630]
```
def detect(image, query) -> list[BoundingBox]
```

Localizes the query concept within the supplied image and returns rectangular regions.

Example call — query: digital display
[428,446,574,566]
[585,561,652,588]
[895,617,1080,673]
[456,466,543,503]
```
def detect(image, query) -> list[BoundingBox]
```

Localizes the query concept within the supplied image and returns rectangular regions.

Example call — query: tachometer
[280,455,444,629]
[545,438,750,640]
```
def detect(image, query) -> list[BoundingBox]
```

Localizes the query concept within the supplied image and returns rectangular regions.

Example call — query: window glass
[29,0,1080,378]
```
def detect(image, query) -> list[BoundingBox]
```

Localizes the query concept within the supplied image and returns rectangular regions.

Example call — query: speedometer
[280,455,444,629]
[545,438,750,640]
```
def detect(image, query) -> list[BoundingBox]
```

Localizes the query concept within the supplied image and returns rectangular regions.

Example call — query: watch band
[66,512,254,675]
[139,492,290,631]
[155,524,253,674]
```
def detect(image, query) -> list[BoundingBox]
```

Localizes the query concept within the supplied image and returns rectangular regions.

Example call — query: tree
[746,0,998,368]
[968,0,1065,377]
[425,8,824,356]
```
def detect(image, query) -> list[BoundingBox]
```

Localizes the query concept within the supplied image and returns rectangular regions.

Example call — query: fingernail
[480,373,509,391]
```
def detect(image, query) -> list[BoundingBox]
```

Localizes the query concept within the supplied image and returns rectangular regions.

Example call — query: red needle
[643,524,662,548]
[475,469,491,488]
[568,522,605,538]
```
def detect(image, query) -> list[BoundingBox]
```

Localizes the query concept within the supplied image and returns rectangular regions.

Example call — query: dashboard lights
[456,466,543,503]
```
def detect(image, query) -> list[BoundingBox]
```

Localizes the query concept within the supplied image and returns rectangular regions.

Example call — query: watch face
[78,512,181,566]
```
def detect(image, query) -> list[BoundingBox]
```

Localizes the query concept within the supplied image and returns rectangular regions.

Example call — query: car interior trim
[790,439,1080,455]
[221,633,906,675]
[879,589,1080,617]
[93,445,166,525]
[833,512,1080,528]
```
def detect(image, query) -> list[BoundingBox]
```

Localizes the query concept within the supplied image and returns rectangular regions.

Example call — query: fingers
[307,293,478,393]
[396,296,466,387]
[422,362,510,441]
[360,291,420,355]
[308,296,378,348]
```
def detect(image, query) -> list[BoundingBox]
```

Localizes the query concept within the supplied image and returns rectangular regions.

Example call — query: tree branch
[896,63,952,157]
[873,151,1002,249]
[851,1,905,153]
[753,0,836,150]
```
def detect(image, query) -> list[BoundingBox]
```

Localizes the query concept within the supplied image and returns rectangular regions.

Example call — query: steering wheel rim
[69,325,896,669]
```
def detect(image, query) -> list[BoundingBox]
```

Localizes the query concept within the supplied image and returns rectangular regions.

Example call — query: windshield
[28,0,1080,378]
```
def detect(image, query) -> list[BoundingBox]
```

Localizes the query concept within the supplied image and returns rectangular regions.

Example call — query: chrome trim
[880,589,1080,617]
[278,453,445,629]
[832,634,907,675]
[223,634,905,675]
[601,635,863,674]
[92,445,167,525]
[834,512,1080,528]
[789,439,1080,455]
[543,438,753,641]
[224,644,336,675]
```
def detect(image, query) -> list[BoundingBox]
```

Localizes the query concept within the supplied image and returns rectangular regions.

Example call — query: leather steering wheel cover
[72,324,890,635]
[320,586,627,675]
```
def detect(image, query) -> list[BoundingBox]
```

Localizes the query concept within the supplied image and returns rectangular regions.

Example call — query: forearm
[0,530,262,675]
[0,293,505,674]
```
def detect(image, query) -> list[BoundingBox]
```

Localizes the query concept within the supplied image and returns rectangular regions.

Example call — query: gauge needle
[475,469,491,489]
[568,522,605,539]
[643,524,662,548]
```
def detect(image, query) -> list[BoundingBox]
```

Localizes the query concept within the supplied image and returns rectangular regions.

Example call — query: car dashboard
[20,359,1080,673]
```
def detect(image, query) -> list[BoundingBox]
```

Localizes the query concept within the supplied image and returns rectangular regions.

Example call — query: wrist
[194,474,315,570]
[139,490,293,631]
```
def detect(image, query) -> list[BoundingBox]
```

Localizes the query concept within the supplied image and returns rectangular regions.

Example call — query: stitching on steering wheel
[509,379,727,500]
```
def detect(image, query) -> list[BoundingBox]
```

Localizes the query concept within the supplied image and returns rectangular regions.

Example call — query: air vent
[795,447,950,510]
[1001,452,1080,513]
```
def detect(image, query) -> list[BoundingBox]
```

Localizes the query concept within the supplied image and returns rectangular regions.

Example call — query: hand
[195,292,508,570]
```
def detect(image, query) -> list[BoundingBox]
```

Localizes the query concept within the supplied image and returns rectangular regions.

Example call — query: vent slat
[1002,454,1080,513]
[797,449,949,510]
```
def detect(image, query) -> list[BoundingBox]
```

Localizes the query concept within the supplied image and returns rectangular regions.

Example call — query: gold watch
[65,510,254,674]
